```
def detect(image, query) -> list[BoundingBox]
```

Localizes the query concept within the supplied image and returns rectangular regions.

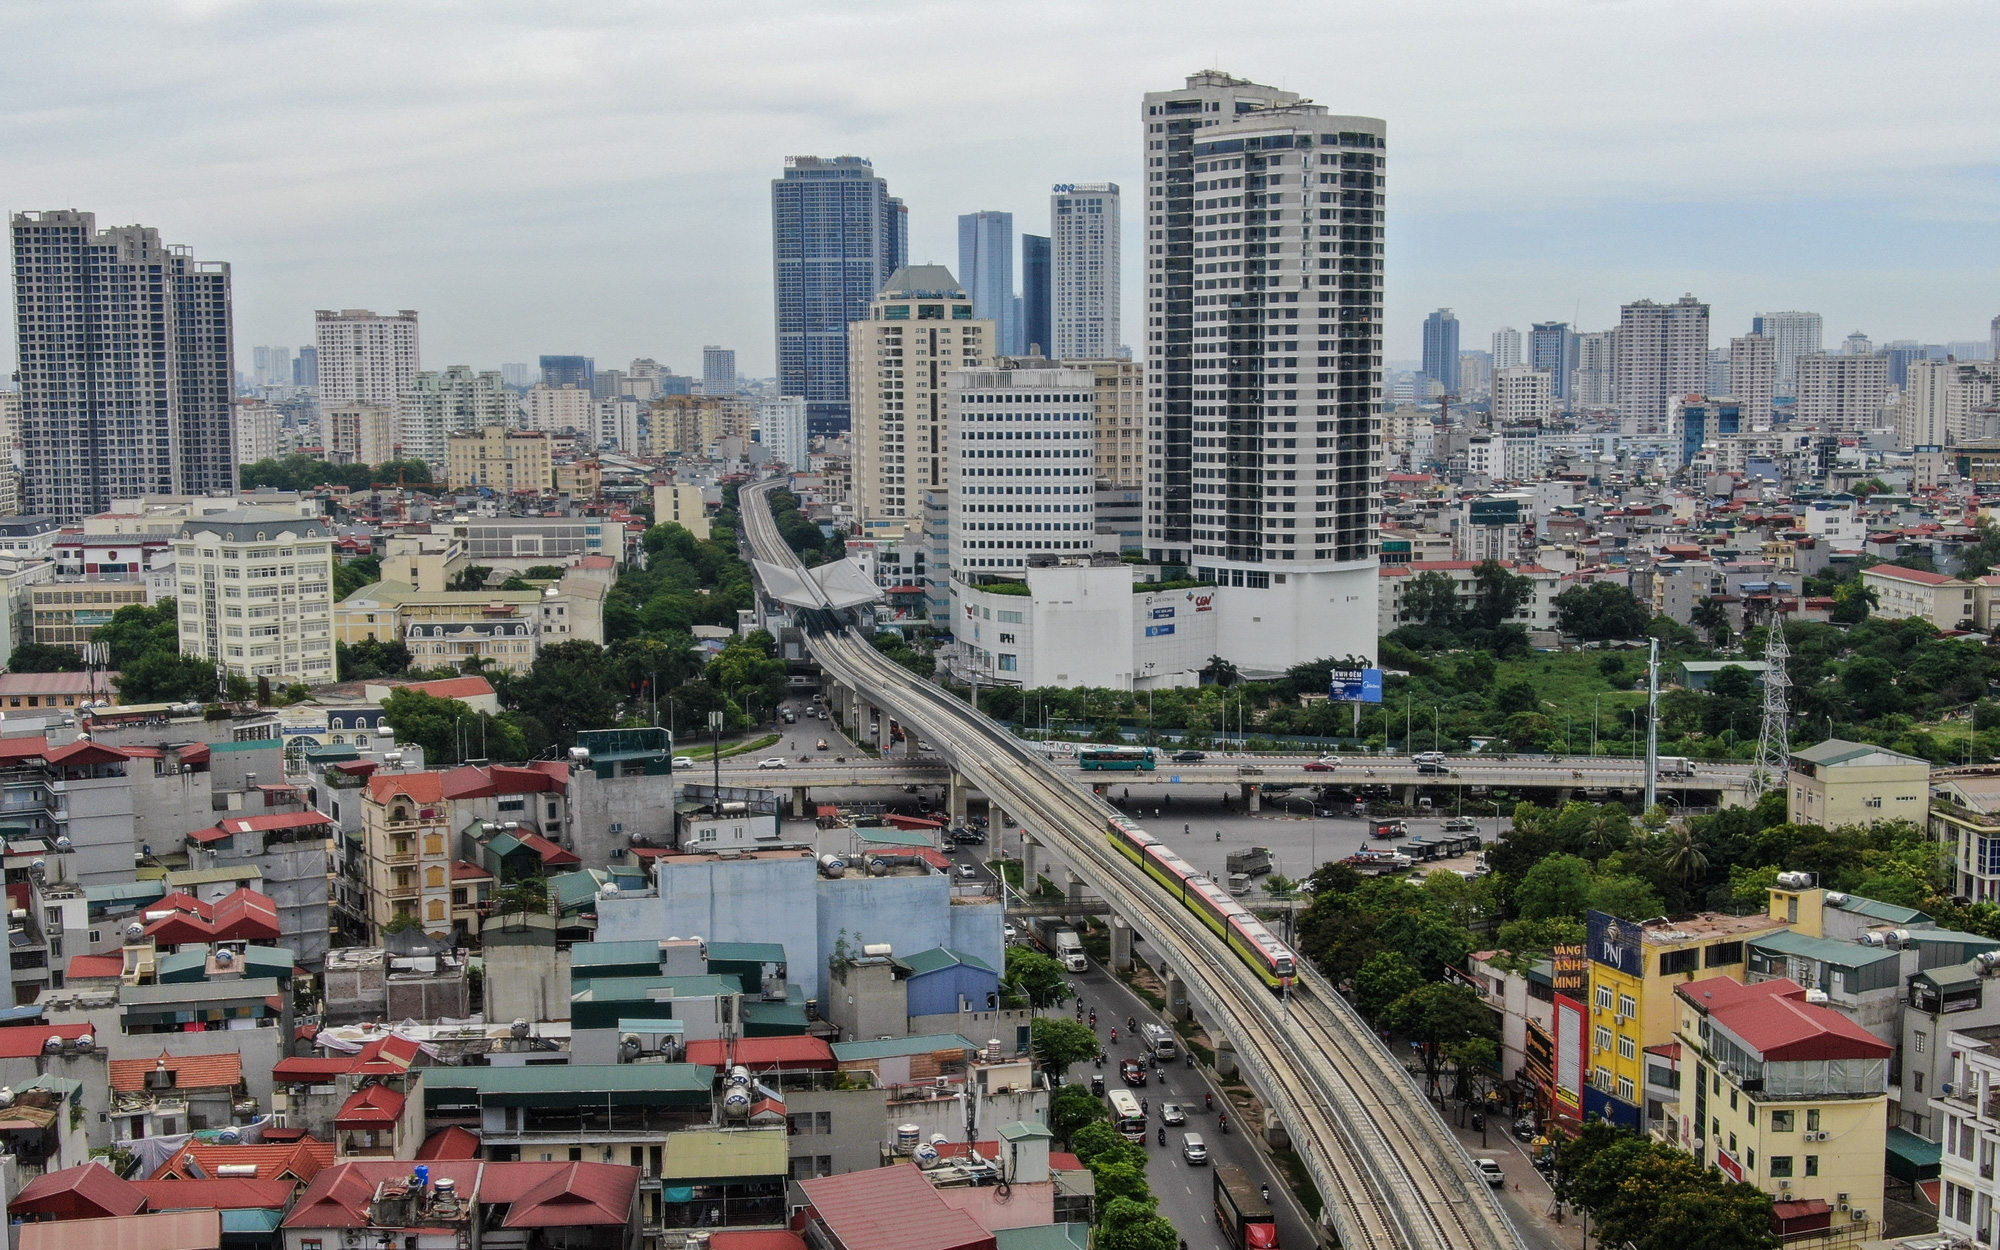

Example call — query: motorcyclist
[1127,1015,1136,1031]
[1159,1125,1167,1146]
[1089,1010,1097,1029]
[1262,1184,1270,1203]
[1204,1092,1213,1112]
[1219,1113,1228,1133]
[1110,1027,1118,1044]
[1215,829,1222,841]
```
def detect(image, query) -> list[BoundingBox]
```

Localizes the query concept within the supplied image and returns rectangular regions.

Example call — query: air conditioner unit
[1850,1209,1866,1222]
[1809,1130,1831,1142]
[1944,1082,1957,1096]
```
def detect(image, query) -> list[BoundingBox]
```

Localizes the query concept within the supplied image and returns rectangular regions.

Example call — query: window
[1915,1030,1928,1055]
[1705,941,1744,968]
[1805,1155,1818,1177]
[1618,994,1637,1018]
[1618,1035,1636,1060]
[1595,1025,1612,1051]
[1659,948,1698,976]
[1770,1109,1794,1132]
[1596,985,1614,1011]
[1617,1076,1635,1102]
[1768,1155,1793,1178]
[1806,1108,1820,1132]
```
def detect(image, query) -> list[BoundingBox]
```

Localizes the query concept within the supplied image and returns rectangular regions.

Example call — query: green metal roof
[854,829,935,849]
[572,940,664,973]
[574,974,738,1002]
[86,881,166,903]
[707,942,786,965]
[615,1019,686,1035]
[1792,738,1928,768]
[1918,963,1984,990]
[900,948,997,977]
[741,1000,809,1036]
[998,1121,1052,1142]
[222,1210,284,1234]
[1828,896,1931,924]
[424,1063,714,1107]
[657,1128,788,1182]
[1887,1126,1942,1182]
[831,1033,976,1062]
[995,1226,1091,1250]
[1749,929,1899,968]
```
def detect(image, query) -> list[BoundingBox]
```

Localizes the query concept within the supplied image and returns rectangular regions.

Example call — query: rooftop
[798,1163,995,1250]
[831,1033,977,1063]
[1632,911,1787,946]
[1792,738,1930,768]
[108,1052,245,1093]
[1677,976,1894,1061]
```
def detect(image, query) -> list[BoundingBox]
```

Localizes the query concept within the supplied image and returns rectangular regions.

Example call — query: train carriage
[1104,813,1296,989]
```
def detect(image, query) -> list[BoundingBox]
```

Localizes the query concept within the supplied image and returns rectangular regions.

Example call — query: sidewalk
[1440,1105,1584,1250]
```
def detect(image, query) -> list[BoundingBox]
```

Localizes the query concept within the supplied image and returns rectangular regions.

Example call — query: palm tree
[1690,598,1733,649]
[1657,823,1710,889]
[1202,655,1240,688]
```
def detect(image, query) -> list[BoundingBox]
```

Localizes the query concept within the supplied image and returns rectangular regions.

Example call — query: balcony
[384,882,418,900]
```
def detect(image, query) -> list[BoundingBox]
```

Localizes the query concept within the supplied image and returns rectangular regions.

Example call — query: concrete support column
[1263,1118,1291,1151]
[792,787,809,818]
[1401,784,1418,806]
[946,773,970,825]
[1557,787,1574,804]
[1022,835,1041,893]
[1162,968,1190,1021]
[1109,916,1134,972]
[1065,869,1086,919]
[1240,783,1260,813]
[1213,1032,1238,1078]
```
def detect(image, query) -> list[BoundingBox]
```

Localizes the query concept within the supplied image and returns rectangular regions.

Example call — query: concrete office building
[11,211,237,521]
[1021,234,1052,355]
[1422,309,1461,394]
[1141,70,1385,670]
[174,508,337,684]
[402,366,514,468]
[445,426,552,492]
[702,346,736,396]
[522,383,592,434]
[1728,333,1777,430]
[772,155,908,436]
[958,211,1019,356]
[322,403,395,466]
[1898,359,1997,449]
[1491,327,1522,371]
[1752,310,1823,393]
[538,355,593,391]
[1051,183,1121,360]
[1795,352,1890,434]
[594,397,642,453]
[315,309,419,448]
[1083,357,1145,489]
[849,266,993,538]
[1573,329,1617,408]
[1529,322,1578,402]
[952,564,1218,689]
[1616,295,1709,436]
[948,366,1097,574]
[293,345,318,388]
[1492,366,1552,429]
[756,395,810,467]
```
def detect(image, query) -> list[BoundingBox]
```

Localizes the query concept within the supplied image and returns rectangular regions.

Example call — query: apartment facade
[1051,183,1120,360]
[402,366,514,468]
[1795,352,1890,434]
[646,394,753,459]
[234,400,284,467]
[314,309,419,437]
[1859,563,1976,629]
[1753,310,1824,393]
[322,403,395,467]
[1786,739,1930,828]
[1727,333,1776,430]
[1084,357,1144,488]
[1615,295,1709,436]
[335,583,542,673]
[29,581,149,647]
[948,366,1097,574]
[446,427,552,492]
[756,395,810,468]
[850,266,993,538]
[174,508,337,685]
[1491,366,1551,428]
[523,383,593,434]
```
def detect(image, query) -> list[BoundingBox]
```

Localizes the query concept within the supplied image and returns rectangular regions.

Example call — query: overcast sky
[5,0,1997,378]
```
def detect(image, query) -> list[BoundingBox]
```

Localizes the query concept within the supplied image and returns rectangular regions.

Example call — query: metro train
[1107,813,1297,990]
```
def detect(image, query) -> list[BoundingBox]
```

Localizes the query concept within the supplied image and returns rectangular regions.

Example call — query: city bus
[1078,746,1157,772]
[1107,1088,1147,1141]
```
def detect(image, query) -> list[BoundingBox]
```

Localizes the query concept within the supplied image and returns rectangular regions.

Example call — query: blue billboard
[1145,624,1175,637]
[1328,668,1384,704]
[1587,909,1645,976]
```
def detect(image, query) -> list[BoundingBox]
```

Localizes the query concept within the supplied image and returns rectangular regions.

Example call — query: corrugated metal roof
[20,1210,221,1250]
[657,1129,788,1181]
[1749,929,1898,967]
[797,1164,994,1250]
[706,942,786,965]
[830,1033,976,1062]
[900,948,996,977]
[425,1063,712,1108]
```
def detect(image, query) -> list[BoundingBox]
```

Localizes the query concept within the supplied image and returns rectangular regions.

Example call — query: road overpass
[738,479,1525,1250]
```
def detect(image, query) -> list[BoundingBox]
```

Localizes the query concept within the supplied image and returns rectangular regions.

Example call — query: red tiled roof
[333,1084,405,1128]
[10,1163,146,1219]
[0,1025,94,1059]
[284,1163,635,1230]
[156,1141,335,1185]
[517,832,580,866]
[130,1178,295,1212]
[1676,977,1893,1062]
[271,1057,359,1082]
[353,1033,422,1074]
[1864,564,1961,586]
[797,1164,996,1250]
[415,1126,481,1161]
[1048,1152,1084,1172]
[397,677,496,701]
[187,811,334,843]
[710,1235,807,1250]
[450,861,493,881]
[66,954,125,980]
[682,1037,836,1070]
[109,1052,244,1094]
[502,1162,640,1227]
[42,742,133,766]
[0,737,51,763]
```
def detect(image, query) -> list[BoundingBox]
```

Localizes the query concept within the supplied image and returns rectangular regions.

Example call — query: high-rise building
[1705,347,1731,399]
[1051,183,1121,360]
[1896,359,1994,448]
[234,399,284,467]
[173,508,336,684]
[1615,295,1709,436]
[755,395,810,468]
[11,210,237,521]
[315,308,420,459]
[772,155,908,436]
[522,384,592,435]
[948,364,1097,574]
[702,346,737,396]
[1795,352,1891,434]
[500,363,534,390]
[1750,310,1823,393]
[593,398,642,454]
[1492,366,1552,429]
[253,345,293,389]
[1021,235,1052,356]
[539,355,594,391]
[1727,334,1776,430]
[1491,327,1522,370]
[1573,330,1617,408]
[1529,322,1577,401]
[1422,309,1461,395]
[402,366,514,469]
[1457,351,1492,401]
[849,266,992,537]
[1075,357,1144,490]
[1991,314,1999,366]
[293,346,319,389]
[958,211,1019,355]
[1841,331,1873,355]
[1142,70,1385,668]
[323,404,396,466]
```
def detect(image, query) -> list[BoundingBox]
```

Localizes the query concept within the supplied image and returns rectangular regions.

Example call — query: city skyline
[4,4,1996,379]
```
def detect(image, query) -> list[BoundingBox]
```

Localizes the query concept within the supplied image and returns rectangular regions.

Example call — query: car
[1512,1116,1539,1142]
[780,709,796,723]
[1160,1102,1187,1126]
[671,756,695,768]
[955,863,978,879]
[756,757,789,769]
[1089,1074,1106,1097]
[1302,761,1336,772]
[1181,1132,1208,1165]
[1171,750,1206,763]
[1473,1157,1506,1187]
[1003,923,1019,944]
[1441,816,1478,833]
[816,739,830,751]
[1119,1059,1147,1086]
[1315,754,1343,766]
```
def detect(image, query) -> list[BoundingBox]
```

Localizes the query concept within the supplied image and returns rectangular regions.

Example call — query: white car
[756,757,790,770]
[1473,1157,1506,1187]
[955,862,978,879]
[1003,923,1019,944]
[1315,754,1342,765]
[671,756,695,768]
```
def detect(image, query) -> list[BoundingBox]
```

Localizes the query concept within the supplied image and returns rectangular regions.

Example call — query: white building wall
[522,384,593,434]
[756,395,810,468]
[949,366,1097,574]
[314,309,419,431]
[1051,183,1120,360]
[1491,328,1522,370]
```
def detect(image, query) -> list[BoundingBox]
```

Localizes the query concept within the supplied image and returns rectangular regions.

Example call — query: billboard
[1551,944,1588,995]
[1145,624,1176,637]
[1329,668,1384,704]
[1554,995,1585,1103]
[1587,909,1645,977]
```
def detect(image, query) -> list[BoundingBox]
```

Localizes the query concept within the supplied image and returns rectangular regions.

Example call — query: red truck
[1215,1164,1278,1249]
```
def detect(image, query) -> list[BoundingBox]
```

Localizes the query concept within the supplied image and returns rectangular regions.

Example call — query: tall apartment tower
[1751,310,1823,393]
[755,395,810,467]
[538,355,593,391]
[1615,295,1709,436]
[1421,309,1461,394]
[849,266,992,537]
[315,309,420,459]
[1727,333,1776,430]
[1021,235,1052,356]
[957,212,1019,356]
[1051,183,1121,360]
[293,346,319,389]
[11,210,236,521]
[702,346,737,396]
[1795,352,1891,434]
[1142,71,1385,668]
[1492,366,1552,428]
[1529,322,1577,402]
[1490,327,1522,370]
[772,156,907,436]
[1571,330,1616,408]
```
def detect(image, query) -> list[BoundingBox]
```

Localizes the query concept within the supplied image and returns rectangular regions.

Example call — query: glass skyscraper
[1021,234,1051,357]
[1421,309,1460,395]
[771,156,907,435]
[540,355,595,391]
[1529,321,1578,401]
[957,211,1019,355]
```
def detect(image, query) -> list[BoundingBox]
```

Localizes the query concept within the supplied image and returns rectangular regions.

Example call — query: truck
[1656,756,1696,777]
[1029,916,1088,972]
[1140,1022,1177,1059]
[1215,1164,1278,1250]
[1226,846,1274,877]
[1370,819,1407,840]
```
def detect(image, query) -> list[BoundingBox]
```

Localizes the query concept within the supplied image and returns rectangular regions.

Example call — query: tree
[1553,582,1652,642]
[334,556,383,601]
[1830,578,1877,625]
[336,636,412,681]
[1201,655,1240,688]
[501,641,620,749]
[1004,947,1072,1009]
[1402,570,1463,629]
[93,600,178,670]
[115,652,221,703]
[1515,854,1593,922]
[1091,1160,1152,1207]
[1029,1016,1099,1079]
[1099,1215,1179,1250]
[449,565,494,592]
[1469,559,1533,630]
[1384,982,1496,1096]
[1047,1084,1104,1146]
[6,644,82,673]
[380,688,525,766]
[1690,598,1733,648]
[1493,680,1540,717]
[1353,950,1425,1020]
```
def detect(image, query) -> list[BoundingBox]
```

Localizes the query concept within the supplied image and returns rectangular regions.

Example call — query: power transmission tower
[1753,616,1792,796]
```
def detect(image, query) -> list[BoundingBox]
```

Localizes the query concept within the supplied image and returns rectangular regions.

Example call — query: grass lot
[1493,651,1652,754]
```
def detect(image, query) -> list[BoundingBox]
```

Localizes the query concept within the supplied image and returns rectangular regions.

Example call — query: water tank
[895,1124,921,1153]
[74,1034,93,1053]
[1891,929,1913,947]
[41,1037,61,1054]
[867,857,889,877]
[1775,871,1814,890]
[1825,892,1851,908]
[412,1165,431,1190]
[53,836,70,852]
[685,1234,711,1250]
[215,1164,257,1178]
[1804,988,1830,1004]
[913,1142,942,1168]
[434,1179,457,1199]
[818,855,846,879]
[216,1128,241,1144]
[722,1087,751,1117]
[862,943,894,958]
[569,747,592,763]
[125,922,145,940]
[0,1088,12,1109]
[215,949,235,966]
[728,1065,751,1088]
[599,885,620,900]
[511,1018,530,1039]
[620,1034,643,1056]
[987,1038,1004,1061]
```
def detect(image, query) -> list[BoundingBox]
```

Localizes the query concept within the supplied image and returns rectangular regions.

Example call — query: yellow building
[30,582,149,646]
[1586,908,1790,1132]
[652,482,710,539]
[1078,357,1143,489]
[646,395,752,459]
[553,458,601,499]
[1788,738,1930,828]
[1859,564,1976,630]
[335,581,542,674]
[446,426,552,492]
[1673,976,1889,1237]
[379,531,468,594]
